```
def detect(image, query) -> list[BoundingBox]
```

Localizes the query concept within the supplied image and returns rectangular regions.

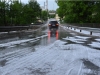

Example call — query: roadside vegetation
[56,0,100,25]
[0,0,48,26]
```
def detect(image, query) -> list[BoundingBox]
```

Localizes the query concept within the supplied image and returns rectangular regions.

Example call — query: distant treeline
[0,0,42,26]
[56,0,100,24]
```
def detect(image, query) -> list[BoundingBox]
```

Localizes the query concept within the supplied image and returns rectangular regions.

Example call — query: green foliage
[56,0,100,23]
[0,0,42,26]
[49,14,55,18]
[0,1,7,25]
[56,1,67,19]
[48,10,56,19]
[92,1,100,23]
[49,10,56,13]
[41,10,48,21]
[9,1,23,25]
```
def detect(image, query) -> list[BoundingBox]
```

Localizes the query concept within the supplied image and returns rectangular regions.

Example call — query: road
[0,20,100,75]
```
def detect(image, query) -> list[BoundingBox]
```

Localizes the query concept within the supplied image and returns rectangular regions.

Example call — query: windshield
[49,21,58,24]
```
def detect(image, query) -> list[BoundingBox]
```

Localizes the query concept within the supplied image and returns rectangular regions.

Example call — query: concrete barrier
[0,26,29,32]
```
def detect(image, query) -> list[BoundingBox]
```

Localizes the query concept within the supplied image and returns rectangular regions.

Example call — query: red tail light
[56,24,59,26]
[48,24,51,26]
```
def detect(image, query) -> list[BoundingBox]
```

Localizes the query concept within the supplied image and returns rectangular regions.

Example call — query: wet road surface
[0,24,100,75]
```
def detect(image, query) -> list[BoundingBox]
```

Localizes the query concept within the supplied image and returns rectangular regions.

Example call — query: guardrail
[0,26,30,32]
[0,22,46,33]
[65,25,100,36]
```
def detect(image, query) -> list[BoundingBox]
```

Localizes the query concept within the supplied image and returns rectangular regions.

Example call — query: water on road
[0,24,100,75]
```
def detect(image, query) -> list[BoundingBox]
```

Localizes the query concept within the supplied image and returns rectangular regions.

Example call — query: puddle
[59,32,73,40]
[82,59,100,75]
[0,47,6,50]
[0,59,7,67]
[31,48,35,52]
[63,40,76,44]
[92,47,100,50]
[19,66,50,75]
[79,37,100,50]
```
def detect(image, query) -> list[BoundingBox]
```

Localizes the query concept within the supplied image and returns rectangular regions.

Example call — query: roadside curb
[60,25,100,38]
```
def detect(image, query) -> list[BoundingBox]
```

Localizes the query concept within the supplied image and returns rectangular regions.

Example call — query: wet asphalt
[0,25,100,75]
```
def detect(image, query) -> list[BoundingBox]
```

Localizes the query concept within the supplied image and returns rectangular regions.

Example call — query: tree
[56,0,97,23]
[9,1,24,25]
[28,0,42,23]
[92,1,100,23]
[0,0,42,26]
[0,1,9,26]
[41,10,48,21]
[49,14,55,18]
[56,1,67,20]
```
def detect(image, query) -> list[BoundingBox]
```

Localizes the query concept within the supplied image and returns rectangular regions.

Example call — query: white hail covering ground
[0,35,47,48]
[0,35,100,75]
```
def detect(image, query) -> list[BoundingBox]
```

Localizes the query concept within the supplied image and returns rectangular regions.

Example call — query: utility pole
[46,0,48,10]
[46,0,48,20]
[44,2,45,10]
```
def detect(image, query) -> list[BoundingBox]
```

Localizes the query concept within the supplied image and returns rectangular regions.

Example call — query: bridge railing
[0,26,30,32]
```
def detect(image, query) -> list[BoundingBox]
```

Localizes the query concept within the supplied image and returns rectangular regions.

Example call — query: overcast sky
[21,0,58,10]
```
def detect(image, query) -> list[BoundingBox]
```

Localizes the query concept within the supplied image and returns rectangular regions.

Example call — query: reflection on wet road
[39,26,74,46]
[0,24,100,75]
[47,30,59,44]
